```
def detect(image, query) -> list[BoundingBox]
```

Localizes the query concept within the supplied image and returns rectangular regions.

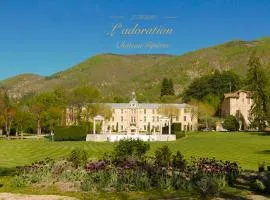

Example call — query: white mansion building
[66,92,198,141]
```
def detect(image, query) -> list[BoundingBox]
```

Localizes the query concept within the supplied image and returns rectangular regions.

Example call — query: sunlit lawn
[0,132,270,170]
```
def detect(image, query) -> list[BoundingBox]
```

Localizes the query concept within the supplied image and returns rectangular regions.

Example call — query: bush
[251,179,266,192]
[54,125,88,141]
[175,132,185,139]
[172,123,182,133]
[12,175,29,187]
[194,175,223,199]
[222,115,239,131]
[113,139,150,163]
[67,148,88,168]
[154,145,172,168]
[172,151,186,171]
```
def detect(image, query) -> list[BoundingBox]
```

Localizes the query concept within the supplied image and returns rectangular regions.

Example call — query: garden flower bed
[12,139,240,199]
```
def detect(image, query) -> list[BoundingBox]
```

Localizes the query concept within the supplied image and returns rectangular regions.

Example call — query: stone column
[93,120,96,134]
[168,119,171,135]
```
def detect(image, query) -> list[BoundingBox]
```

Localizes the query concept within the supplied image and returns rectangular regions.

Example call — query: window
[112,125,114,131]
[247,98,250,104]
[121,109,123,114]
[121,125,123,131]
[157,116,159,122]
[176,116,179,121]
[144,109,146,114]
[184,125,187,131]
[152,116,155,122]
[144,116,146,122]
[184,116,187,121]
[121,116,123,122]
[112,116,114,122]
[152,109,155,114]
[144,125,146,130]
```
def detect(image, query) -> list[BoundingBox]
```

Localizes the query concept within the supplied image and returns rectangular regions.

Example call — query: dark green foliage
[247,52,268,131]
[160,78,175,97]
[175,132,186,139]
[168,79,175,95]
[54,125,88,141]
[154,145,172,168]
[183,70,241,116]
[172,151,186,170]
[183,70,241,103]
[222,115,240,131]
[251,179,266,192]
[147,122,150,133]
[172,123,182,133]
[113,139,150,162]
[67,148,88,167]
[160,77,169,97]
[115,122,118,132]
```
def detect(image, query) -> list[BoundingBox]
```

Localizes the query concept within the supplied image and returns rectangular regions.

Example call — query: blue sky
[0,0,270,80]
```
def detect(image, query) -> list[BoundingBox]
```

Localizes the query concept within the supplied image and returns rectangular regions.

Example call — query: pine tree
[247,52,268,131]
[160,78,169,97]
[168,79,175,95]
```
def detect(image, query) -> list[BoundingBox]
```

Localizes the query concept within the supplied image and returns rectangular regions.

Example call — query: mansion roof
[105,103,188,109]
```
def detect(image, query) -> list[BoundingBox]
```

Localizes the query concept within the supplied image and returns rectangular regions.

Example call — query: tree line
[0,85,109,137]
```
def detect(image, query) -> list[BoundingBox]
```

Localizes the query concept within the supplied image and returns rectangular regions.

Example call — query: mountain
[2,37,270,101]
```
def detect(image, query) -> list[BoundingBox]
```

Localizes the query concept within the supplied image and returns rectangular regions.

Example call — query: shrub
[67,148,88,168]
[222,115,239,131]
[154,145,172,168]
[54,125,88,141]
[251,179,266,192]
[258,162,265,172]
[175,132,185,139]
[194,175,222,199]
[12,175,29,187]
[172,151,186,171]
[172,123,182,133]
[113,139,150,164]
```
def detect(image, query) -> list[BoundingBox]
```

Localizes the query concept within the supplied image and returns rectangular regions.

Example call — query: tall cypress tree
[247,52,268,131]
[160,78,169,97]
[168,79,175,95]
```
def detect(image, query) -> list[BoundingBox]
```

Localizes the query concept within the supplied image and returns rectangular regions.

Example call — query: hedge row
[162,123,182,134]
[54,125,88,141]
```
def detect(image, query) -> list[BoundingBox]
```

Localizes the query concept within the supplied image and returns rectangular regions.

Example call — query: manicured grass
[0,132,270,170]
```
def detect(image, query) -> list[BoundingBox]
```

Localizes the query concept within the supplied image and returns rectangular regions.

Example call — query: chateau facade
[221,90,253,129]
[66,92,198,136]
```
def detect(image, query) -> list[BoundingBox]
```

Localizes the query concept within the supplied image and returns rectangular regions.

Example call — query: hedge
[54,125,88,141]
[162,123,182,134]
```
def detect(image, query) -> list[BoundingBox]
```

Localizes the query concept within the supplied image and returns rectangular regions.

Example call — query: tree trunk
[7,120,12,138]
[37,118,41,135]
[5,120,8,137]
[20,131,24,139]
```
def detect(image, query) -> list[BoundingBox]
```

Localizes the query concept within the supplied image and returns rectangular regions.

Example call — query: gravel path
[0,193,78,200]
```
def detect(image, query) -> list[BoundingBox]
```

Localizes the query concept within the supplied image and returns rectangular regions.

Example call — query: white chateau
[66,92,198,142]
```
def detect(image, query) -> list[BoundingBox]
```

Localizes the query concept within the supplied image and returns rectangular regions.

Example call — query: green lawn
[0,132,270,170]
